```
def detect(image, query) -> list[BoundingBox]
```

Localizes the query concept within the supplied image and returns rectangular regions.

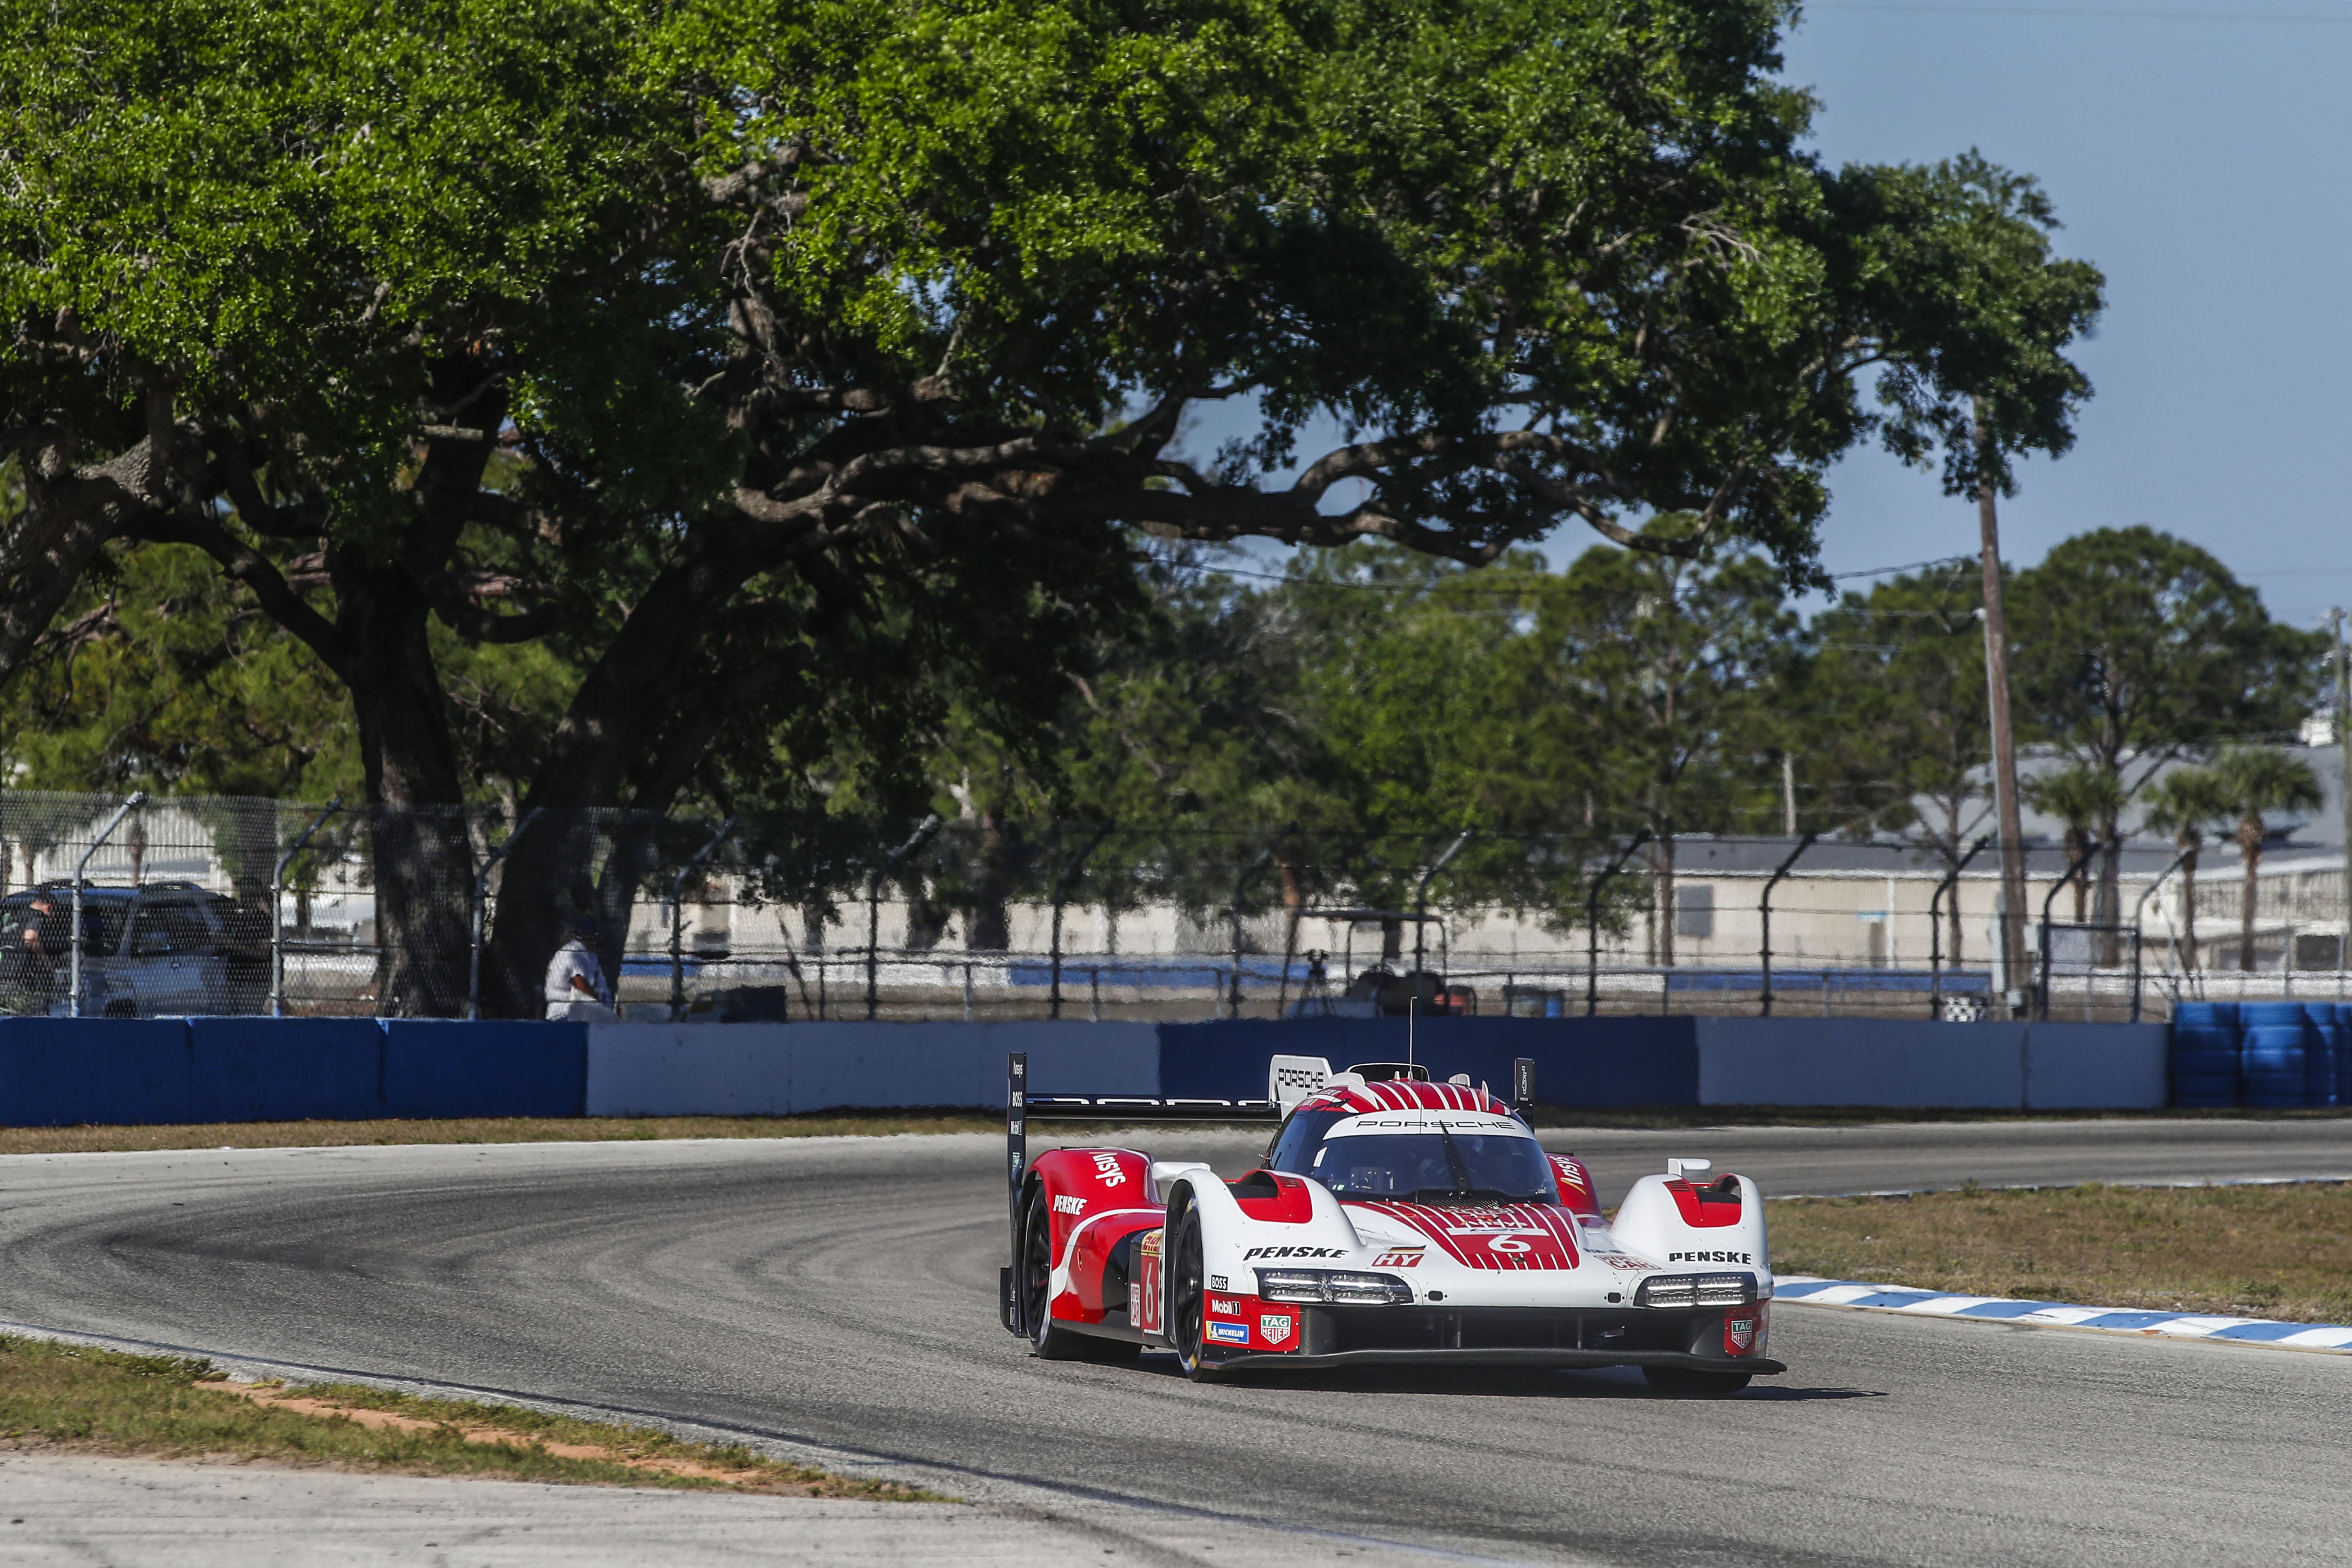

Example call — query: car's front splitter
[1203,1346,1785,1374]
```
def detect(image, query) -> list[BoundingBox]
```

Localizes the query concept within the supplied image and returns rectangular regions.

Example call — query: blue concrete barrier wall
[187,1017,383,1123]
[0,1013,2175,1127]
[1694,1018,2167,1109]
[381,1020,587,1119]
[583,1021,1159,1117]
[0,1018,193,1127]
[1155,1018,1699,1107]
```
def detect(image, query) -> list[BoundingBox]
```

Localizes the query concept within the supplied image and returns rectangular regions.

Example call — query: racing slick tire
[1641,1366,1753,1398]
[1020,1186,1143,1363]
[1166,1203,1224,1383]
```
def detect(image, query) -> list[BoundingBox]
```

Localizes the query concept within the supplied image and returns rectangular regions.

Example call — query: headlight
[1255,1268,1414,1305]
[1636,1272,1756,1308]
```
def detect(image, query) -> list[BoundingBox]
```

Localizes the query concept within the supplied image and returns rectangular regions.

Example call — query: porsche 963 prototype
[999,1052,1782,1394]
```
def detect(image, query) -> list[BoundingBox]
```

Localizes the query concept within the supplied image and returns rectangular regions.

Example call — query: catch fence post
[1230,844,1276,1020]
[1050,824,1114,1021]
[1928,836,1991,1021]
[868,815,942,1022]
[70,793,146,1019]
[2038,836,2104,1022]
[1758,833,1816,1018]
[467,808,540,1022]
[1585,830,1651,1017]
[667,817,737,1020]
[270,797,344,1018]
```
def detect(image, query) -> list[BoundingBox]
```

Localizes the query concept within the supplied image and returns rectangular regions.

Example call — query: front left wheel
[1021,1186,1141,1363]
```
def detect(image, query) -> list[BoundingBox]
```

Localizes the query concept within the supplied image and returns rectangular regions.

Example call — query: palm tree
[2023,764,2124,923]
[2214,747,2325,972]
[2139,766,2233,971]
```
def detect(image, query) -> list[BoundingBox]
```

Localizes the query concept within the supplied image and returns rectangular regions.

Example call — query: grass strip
[0,1109,1005,1155]
[1769,1180,2352,1323]
[0,1335,940,1496]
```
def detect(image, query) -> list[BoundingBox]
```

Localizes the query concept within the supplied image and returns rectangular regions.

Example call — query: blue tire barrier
[2331,1003,2352,1109]
[2168,1001,2241,1108]
[2239,1002,2313,1109]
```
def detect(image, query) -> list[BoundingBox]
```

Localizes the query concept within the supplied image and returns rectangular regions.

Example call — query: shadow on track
[1116,1356,1887,1400]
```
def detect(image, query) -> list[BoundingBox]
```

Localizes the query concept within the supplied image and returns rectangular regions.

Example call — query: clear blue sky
[1784,1,2352,627]
[1186,3,2352,628]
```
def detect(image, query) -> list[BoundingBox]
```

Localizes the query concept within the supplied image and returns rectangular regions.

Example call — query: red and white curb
[1774,1275,2352,1352]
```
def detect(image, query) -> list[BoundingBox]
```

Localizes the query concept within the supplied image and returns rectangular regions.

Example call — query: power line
[1813,3,2352,22]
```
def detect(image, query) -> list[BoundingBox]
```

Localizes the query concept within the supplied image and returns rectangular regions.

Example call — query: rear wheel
[1021,1186,1142,1363]
[1643,1366,1753,1398]
[1167,1204,1221,1382]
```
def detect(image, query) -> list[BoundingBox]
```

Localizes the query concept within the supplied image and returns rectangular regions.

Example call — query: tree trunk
[2239,818,2263,972]
[2178,846,2199,971]
[338,555,476,1017]
[1654,827,1676,969]
[2093,817,2123,967]
[2066,828,2088,924]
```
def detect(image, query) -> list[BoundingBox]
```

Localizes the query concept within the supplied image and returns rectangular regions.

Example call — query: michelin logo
[1206,1322,1251,1345]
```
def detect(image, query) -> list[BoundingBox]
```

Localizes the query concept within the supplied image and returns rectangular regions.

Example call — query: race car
[1000,1053,1781,1395]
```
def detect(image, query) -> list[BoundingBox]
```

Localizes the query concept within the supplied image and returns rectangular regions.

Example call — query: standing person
[543,913,617,1021]
[0,894,62,1015]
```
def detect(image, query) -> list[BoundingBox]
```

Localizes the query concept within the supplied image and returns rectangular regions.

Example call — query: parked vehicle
[0,881,269,1017]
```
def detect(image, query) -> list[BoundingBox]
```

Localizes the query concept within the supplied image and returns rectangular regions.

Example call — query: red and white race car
[1001,1054,1781,1395]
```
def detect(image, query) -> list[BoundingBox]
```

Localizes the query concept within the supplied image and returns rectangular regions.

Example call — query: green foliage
[0,544,360,799]
[1799,561,1987,857]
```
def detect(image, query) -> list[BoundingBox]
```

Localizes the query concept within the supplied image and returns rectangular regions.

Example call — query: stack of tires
[2169,1002,2241,1108]
[2239,1002,2317,1109]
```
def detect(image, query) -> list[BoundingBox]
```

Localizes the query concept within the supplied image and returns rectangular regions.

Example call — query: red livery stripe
[1345,1201,1582,1271]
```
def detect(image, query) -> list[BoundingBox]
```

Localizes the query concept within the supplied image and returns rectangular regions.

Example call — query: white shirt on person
[544,938,611,1018]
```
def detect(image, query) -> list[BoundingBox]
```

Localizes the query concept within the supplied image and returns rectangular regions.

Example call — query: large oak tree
[0,0,2102,1011]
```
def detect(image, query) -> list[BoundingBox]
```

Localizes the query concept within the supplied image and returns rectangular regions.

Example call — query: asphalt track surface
[3,1118,2351,1566]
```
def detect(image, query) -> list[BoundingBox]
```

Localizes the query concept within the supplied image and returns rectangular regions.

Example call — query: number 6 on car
[999,1052,1783,1395]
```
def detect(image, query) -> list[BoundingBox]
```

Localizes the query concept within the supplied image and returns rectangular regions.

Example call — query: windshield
[1271,1111,1558,1205]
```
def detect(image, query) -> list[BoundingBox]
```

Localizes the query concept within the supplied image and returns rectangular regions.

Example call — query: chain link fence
[0,791,2334,1021]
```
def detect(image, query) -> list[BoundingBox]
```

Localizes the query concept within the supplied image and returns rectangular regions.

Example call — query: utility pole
[2336,607,2350,969]
[1974,397,2031,1016]
[1781,754,1797,837]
